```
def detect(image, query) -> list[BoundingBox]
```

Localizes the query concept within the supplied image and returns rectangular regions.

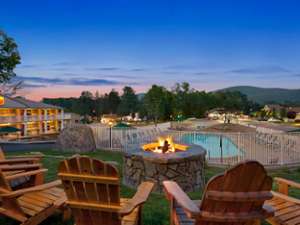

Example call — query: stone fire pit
[123,143,206,192]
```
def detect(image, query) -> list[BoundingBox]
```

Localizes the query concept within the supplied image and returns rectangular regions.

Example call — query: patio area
[1,148,300,225]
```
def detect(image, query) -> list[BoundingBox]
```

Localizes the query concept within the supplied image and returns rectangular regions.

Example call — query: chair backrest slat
[0,148,5,160]
[58,156,121,225]
[198,160,273,225]
[205,190,272,202]
[0,170,26,219]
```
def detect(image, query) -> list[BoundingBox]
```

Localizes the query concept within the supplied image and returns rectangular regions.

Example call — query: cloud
[22,83,47,88]
[164,64,197,70]
[193,72,210,75]
[18,76,62,84]
[64,73,137,79]
[103,74,138,79]
[70,78,120,85]
[85,67,119,71]
[85,67,149,72]
[63,72,80,76]
[291,73,300,77]
[130,68,146,72]
[162,71,180,75]
[50,67,68,71]
[230,65,291,74]
[16,75,131,87]
[52,62,78,66]
[18,64,40,68]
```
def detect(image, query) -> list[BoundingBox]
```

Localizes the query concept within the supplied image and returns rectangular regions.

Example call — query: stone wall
[123,148,206,192]
[56,124,96,152]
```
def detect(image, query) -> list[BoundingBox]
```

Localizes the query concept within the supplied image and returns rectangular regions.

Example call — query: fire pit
[123,136,206,192]
[142,136,188,154]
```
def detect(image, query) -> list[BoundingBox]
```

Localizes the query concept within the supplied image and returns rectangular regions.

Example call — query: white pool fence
[89,123,300,167]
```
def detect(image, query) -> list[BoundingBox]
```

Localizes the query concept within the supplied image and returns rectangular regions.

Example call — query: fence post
[280,135,284,165]
[237,132,241,163]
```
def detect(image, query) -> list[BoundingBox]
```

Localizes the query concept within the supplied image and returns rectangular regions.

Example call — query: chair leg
[253,219,261,225]
[63,207,72,221]
[138,207,142,225]
[170,198,174,225]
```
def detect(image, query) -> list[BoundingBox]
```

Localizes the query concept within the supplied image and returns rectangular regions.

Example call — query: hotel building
[0,96,71,139]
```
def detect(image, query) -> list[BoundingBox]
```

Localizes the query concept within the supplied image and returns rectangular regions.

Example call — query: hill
[218,86,300,105]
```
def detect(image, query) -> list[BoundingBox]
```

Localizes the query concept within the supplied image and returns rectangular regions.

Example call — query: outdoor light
[0,96,4,105]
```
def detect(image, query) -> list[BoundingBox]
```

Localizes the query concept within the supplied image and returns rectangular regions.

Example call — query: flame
[0,96,4,105]
[142,136,188,154]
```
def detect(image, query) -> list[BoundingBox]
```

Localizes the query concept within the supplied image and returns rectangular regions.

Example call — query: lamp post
[108,121,113,149]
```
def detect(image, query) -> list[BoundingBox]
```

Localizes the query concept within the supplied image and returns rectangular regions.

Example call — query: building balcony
[0,113,70,124]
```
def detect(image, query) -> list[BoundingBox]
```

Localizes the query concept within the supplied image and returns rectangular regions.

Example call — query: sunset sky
[2,0,300,100]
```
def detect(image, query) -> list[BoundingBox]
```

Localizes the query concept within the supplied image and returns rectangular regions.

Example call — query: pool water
[182,133,240,158]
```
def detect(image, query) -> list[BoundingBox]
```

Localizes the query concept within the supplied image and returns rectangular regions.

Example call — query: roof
[263,104,283,111]
[0,96,61,109]
[113,122,135,129]
[0,126,21,133]
[288,107,300,113]
[0,96,26,108]
[102,114,118,119]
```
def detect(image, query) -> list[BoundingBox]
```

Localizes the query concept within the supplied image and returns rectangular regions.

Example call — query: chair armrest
[0,180,62,198]
[262,204,275,218]
[7,153,44,159]
[275,177,300,195]
[0,158,40,164]
[271,191,300,204]
[275,177,300,189]
[5,168,47,181]
[119,181,154,216]
[0,163,42,171]
[163,181,200,218]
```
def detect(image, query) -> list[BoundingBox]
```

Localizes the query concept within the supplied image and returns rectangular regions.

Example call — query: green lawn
[1,149,300,225]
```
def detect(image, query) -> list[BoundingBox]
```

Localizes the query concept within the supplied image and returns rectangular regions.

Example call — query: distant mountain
[217,86,300,105]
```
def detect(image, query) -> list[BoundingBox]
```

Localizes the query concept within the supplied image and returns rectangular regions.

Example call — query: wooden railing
[0,113,70,123]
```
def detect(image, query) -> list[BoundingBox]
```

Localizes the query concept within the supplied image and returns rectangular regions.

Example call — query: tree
[287,111,297,119]
[80,91,93,99]
[117,86,139,116]
[143,85,171,123]
[107,89,121,114]
[43,82,258,122]
[0,30,21,84]
[78,91,94,117]
[280,108,287,119]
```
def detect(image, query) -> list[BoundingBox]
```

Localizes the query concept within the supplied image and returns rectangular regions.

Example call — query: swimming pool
[182,133,241,158]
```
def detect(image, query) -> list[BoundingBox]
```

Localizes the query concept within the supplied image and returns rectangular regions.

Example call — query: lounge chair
[0,147,43,166]
[163,160,274,225]
[0,148,44,188]
[58,155,154,225]
[265,177,300,225]
[0,167,67,225]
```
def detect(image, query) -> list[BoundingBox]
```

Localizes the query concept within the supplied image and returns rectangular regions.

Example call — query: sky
[1,0,300,100]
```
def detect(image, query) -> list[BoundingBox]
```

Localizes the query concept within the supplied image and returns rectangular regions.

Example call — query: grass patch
[1,149,300,225]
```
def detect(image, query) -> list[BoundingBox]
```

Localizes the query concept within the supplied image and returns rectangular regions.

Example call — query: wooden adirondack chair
[58,155,154,225]
[0,167,67,225]
[1,163,44,189]
[265,177,300,225]
[0,147,43,166]
[163,160,274,225]
[0,148,44,188]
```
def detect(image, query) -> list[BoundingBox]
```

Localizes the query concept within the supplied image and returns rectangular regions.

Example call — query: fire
[142,136,188,154]
[0,96,4,105]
